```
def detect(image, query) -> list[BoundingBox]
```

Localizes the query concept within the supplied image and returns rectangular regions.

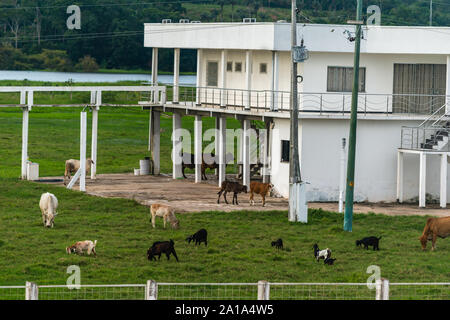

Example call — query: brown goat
[147,240,179,262]
[217,180,247,205]
[182,153,218,180]
[249,181,273,207]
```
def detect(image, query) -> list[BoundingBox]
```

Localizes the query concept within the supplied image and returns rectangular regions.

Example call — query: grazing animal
[66,240,97,256]
[147,239,179,262]
[324,257,336,265]
[217,180,248,205]
[150,203,179,229]
[64,158,94,185]
[181,153,218,180]
[39,192,59,228]
[271,238,283,250]
[419,217,450,250]
[249,182,273,207]
[356,236,382,251]
[313,244,331,262]
[186,229,208,246]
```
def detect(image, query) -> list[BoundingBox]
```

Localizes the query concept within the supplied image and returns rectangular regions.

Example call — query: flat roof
[143,22,450,55]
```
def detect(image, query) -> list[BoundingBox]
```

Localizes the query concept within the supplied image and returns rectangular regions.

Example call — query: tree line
[0,1,448,73]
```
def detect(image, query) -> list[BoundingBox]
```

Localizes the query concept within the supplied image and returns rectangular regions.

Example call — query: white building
[143,21,450,208]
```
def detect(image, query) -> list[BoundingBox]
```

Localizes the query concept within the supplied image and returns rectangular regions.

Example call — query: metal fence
[1,280,448,300]
[161,85,448,116]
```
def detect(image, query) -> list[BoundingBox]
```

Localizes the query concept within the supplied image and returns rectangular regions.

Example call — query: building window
[327,66,366,92]
[207,61,218,87]
[281,140,290,162]
[227,61,233,72]
[260,63,267,74]
[235,62,242,72]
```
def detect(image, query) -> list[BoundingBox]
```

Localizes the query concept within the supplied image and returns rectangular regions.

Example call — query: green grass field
[0,81,448,299]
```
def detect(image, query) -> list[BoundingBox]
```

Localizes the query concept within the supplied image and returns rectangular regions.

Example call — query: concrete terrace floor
[39,173,450,217]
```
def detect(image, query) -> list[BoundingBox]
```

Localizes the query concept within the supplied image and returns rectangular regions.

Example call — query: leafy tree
[75,55,99,72]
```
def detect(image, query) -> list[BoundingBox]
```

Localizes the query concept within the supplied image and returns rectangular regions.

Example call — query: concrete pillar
[173,48,180,103]
[215,116,220,176]
[243,119,251,190]
[440,153,447,208]
[80,112,87,192]
[146,280,158,300]
[396,150,404,203]
[220,50,227,107]
[245,50,253,110]
[271,51,280,111]
[91,108,98,180]
[419,152,426,208]
[151,48,158,85]
[194,115,202,183]
[196,49,203,105]
[172,113,183,179]
[262,121,271,183]
[218,117,227,186]
[446,56,450,113]
[151,111,161,175]
[21,107,29,180]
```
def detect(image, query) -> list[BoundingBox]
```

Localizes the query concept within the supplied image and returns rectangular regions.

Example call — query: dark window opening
[281,140,290,162]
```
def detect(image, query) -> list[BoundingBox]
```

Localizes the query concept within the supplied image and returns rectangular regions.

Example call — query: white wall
[270,118,449,203]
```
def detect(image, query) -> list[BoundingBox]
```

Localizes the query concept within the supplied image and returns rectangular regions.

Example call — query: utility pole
[343,0,363,232]
[288,0,307,223]
[430,0,433,26]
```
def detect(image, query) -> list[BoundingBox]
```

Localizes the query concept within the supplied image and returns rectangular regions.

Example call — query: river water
[0,70,197,85]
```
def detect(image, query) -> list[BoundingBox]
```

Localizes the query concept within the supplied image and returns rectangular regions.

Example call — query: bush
[29,49,73,72]
[0,45,31,70]
[75,55,99,72]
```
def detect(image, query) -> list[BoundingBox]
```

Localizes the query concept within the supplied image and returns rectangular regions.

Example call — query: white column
[218,117,227,186]
[260,126,269,183]
[271,51,279,111]
[243,119,251,190]
[151,48,158,85]
[446,56,450,113]
[194,115,202,183]
[173,48,180,103]
[196,49,203,105]
[80,112,87,192]
[396,150,404,203]
[215,116,220,176]
[220,49,227,107]
[21,107,29,180]
[339,138,347,213]
[245,50,253,110]
[419,152,427,208]
[172,113,182,179]
[153,111,161,175]
[440,153,447,208]
[91,108,98,180]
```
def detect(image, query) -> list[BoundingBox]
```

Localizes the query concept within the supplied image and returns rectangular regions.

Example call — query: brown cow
[419,216,450,250]
[249,181,273,207]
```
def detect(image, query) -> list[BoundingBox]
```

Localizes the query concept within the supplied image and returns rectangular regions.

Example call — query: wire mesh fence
[0,286,26,300]
[1,281,450,300]
[157,283,259,300]
[37,284,146,300]
[268,283,376,300]
[389,283,450,300]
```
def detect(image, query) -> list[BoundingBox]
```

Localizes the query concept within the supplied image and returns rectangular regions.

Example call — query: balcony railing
[156,85,448,116]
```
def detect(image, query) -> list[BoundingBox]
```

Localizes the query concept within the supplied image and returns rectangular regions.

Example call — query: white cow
[39,192,59,228]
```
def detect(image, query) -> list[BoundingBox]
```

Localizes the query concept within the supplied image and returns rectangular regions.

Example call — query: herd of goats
[35,157,450,265]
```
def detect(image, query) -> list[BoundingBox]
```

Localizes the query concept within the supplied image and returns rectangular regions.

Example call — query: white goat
[39,192,59,228]
[64,158,94,185]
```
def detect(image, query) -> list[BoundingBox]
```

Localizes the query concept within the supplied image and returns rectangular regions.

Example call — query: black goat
[271,238,283,250]
[217,180,247,205]
[356,236,382,251]
[324,257,336,265]
[186,229,208,246]
[147,239,179,262]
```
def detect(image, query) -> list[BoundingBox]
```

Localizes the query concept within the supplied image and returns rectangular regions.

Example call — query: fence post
[146,280,158,300]
[25,281,38,300]
[257,281,270,300]
[375,278,389,300]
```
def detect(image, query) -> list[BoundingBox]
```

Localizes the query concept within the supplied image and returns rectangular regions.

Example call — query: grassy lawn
[0,178,448,288]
